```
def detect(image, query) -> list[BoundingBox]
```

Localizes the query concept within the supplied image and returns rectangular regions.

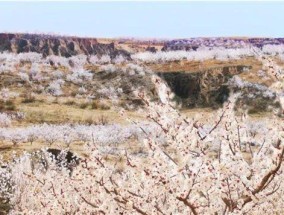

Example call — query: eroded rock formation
[0,33,130,58]
[158,66,251,108]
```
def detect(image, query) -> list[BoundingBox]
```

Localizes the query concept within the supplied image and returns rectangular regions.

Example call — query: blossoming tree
[1,49,284,214]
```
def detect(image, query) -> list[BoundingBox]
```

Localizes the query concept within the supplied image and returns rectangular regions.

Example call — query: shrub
[66,69,93,84]
[46,80,64,96]
[70,91,77,97]
[79,102,88,109]
[95,115,109,125]
[91,100,99,109]
[99,103,110,110]
[0,100,5,111]
[80,117,94,125]
[21,93,36,103]
[1,100,17,111]
[90,100,110,110]
[64,100,76,106]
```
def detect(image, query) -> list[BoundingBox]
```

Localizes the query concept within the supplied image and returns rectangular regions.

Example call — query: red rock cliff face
[0,33,130,59]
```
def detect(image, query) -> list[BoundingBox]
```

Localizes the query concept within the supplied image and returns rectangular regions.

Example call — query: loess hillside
[0,33,283,154]
[1,34,284,214]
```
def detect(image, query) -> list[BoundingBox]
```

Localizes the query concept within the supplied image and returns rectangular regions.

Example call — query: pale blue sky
[0,1,283,38]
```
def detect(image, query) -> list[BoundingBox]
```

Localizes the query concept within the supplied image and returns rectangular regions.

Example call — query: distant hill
[1,33,284,58]
[0,33,130,58]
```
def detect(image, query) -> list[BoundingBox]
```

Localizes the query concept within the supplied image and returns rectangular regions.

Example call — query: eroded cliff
[0,33,130,58]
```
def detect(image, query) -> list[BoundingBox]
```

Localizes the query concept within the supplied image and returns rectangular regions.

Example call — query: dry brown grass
[11,95,144,126]
[96,38,164,53]
[147,57,277,87]
[148,57,262,73]
[19,102,116,124]
[273,56,284,68]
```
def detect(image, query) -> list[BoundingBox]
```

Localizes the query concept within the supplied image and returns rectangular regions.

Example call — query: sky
[0,1,283,38]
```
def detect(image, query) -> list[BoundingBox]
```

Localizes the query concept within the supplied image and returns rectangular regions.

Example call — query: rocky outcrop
[0,33,130,59]
[157,65,279,112]
[162,38,284,51]
[157,65,251,108]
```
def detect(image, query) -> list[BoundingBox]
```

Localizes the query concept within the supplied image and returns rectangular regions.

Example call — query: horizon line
[0,31,281,40]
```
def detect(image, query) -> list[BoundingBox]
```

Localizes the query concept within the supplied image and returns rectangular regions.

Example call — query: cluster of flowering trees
[1,44,284,73]
[262,44,284,55]
[132,45,284,63]
[2,44,284,104]
[66,69,93,85]
[228,76,275,99]
[0,51,150,100]
[1,82,283,214]
[0,48,283,214]
[131,47,257,62]
[1,45,284,214]
[0,123,152,147]
[253,48,284,113]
